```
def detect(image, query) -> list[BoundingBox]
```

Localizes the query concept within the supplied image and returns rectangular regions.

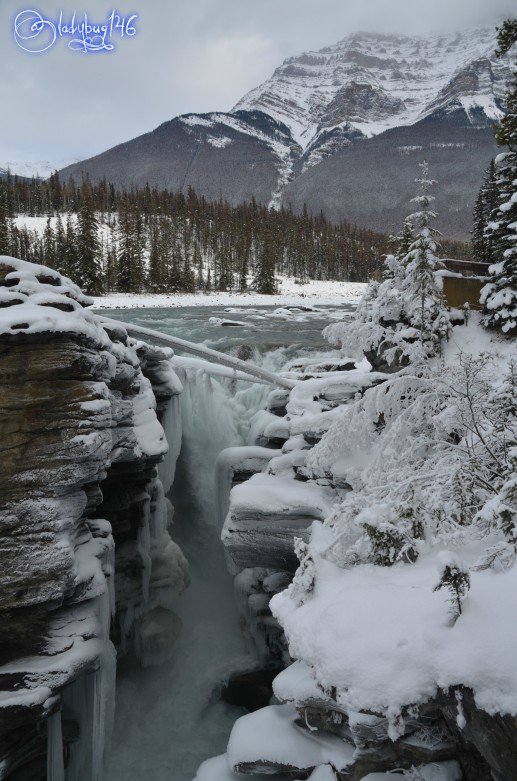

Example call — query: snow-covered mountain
[235,28,508,150]
[58,27,512,238]
[0,159,80,180]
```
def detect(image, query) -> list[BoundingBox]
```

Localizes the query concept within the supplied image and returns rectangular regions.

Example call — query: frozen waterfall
[105,365,267,781]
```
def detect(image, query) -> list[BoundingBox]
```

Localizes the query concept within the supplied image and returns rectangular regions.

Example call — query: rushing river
[96,304,353,781]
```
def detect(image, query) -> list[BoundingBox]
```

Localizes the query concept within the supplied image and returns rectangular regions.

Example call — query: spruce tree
[148,216,163,290]
[481,19,517,336]
[63,213,77,280]
[0,193,9,256]
[472,159,498,263]
[483,159,499,266]
[132,208,146,291]
[117,200,135,292]
[182,249,196,293]
[193,242,204,290]
[471,189,486,261]
[400,161,450,353]
[168,240,183,291]
[254,231,277,294]
[42,217,56,268]
[77,196,102,294]
[54,214,66,273]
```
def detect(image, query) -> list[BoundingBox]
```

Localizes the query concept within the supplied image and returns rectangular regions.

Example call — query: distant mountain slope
[58,27,512,238]
[0,159,79,180]
[59,110,298,208]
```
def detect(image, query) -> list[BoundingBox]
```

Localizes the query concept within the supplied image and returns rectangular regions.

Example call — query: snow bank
[272,550,517,719]
[270,314,517,725]
[92,279,366,309]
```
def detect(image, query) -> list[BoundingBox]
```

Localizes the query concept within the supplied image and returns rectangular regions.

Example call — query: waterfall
[105,366,260,781]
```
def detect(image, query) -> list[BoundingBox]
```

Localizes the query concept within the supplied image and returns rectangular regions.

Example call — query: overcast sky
[1,0,513,165]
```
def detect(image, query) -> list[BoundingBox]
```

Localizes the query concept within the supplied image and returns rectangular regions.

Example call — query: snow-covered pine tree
[472,160,498,263]
[483,159,499,265]
[395,219,415,264]
[400,161,450,355]
[481,20,517,336]
[433,552,470,621]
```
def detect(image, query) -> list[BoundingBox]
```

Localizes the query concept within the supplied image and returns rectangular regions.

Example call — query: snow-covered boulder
[222,473,336,572]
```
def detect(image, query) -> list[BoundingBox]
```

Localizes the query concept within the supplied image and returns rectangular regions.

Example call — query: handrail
[99,316,296,390]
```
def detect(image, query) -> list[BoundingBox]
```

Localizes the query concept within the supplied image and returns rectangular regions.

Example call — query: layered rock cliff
[0,257,186,779]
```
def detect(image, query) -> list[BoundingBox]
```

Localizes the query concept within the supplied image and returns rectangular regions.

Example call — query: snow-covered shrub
[302,348,516,576]
[433,551,470,621]
[287,538,316,606]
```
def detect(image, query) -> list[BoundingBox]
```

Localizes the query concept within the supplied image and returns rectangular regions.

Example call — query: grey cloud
[0,0,513,163]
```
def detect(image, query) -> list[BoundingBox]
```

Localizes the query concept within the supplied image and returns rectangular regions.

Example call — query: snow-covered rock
[222,473,336,573]
[0,257,185,778]
[227,703,355,775]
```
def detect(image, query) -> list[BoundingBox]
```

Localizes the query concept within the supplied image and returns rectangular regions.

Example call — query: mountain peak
[233,26,509,148]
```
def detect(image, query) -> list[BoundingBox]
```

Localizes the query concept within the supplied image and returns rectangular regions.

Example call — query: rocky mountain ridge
[235,28,508,149]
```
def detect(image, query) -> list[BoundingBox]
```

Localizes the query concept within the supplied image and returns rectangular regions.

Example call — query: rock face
[58,28,512,237]
[213,353,517,781]
[0,257,185,779]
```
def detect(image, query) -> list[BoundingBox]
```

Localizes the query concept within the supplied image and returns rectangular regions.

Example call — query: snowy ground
[92,280,366,309]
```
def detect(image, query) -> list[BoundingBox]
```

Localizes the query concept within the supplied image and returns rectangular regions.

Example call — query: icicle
[149,478,168,541]
[137,521,152,603]
[91,644,117,781]
[158,394,182,494]
[97,589,111,645]
[105,538,116,619]
[61,674,93,781]
[47,710,65,781]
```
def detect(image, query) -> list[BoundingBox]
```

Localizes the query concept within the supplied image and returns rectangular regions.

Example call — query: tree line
[0,170,471,297]
[0,175,392,296]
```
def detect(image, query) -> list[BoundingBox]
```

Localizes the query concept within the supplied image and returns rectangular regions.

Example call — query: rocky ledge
[0,257,186,780]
